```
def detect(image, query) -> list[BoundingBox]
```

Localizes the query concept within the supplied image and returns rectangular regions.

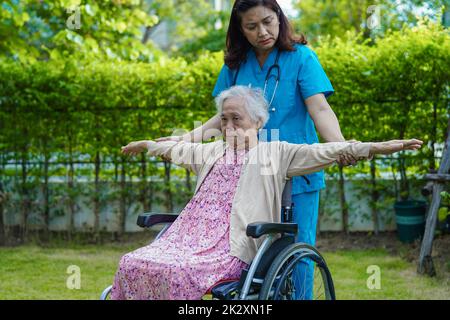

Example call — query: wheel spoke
[314,266,324,299]
[258,244,335,301]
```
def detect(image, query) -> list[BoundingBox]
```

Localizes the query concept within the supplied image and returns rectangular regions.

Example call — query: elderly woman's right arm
[121,140,205,174]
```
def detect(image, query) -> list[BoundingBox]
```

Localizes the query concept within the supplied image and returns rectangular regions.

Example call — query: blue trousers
[290,191,320,300]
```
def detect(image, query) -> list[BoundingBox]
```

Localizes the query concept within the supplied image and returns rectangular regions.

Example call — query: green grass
[0,243,141,300]
[0,244,448,300]
[323,249,449,300]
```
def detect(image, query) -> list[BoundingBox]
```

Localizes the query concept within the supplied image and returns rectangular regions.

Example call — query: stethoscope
[232,49,281,112]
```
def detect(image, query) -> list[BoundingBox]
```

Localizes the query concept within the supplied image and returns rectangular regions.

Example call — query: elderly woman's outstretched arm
[121,140,206,175]
[282,139,423,178]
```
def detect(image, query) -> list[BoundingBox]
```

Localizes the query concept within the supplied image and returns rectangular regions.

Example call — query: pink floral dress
[111,149,249,300]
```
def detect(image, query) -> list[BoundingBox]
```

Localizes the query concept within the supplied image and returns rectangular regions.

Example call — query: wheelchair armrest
[246,221,298,239]
[137,212,179,228]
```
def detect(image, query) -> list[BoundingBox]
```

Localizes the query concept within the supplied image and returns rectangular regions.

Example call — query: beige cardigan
[146,140,372,264]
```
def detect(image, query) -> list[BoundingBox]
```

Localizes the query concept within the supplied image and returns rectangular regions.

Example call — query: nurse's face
[220,97,260,148]
[240,5,279,53]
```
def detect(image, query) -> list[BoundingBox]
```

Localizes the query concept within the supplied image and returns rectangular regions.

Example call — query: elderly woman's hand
[370,139,423,156]
[121,140,149,156]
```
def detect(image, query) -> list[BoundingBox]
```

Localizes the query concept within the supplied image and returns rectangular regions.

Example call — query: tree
[0,0,227,63]
[292,0,448,44]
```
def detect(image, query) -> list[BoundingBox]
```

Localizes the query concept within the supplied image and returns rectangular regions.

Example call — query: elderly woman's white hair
[215,85,269,128]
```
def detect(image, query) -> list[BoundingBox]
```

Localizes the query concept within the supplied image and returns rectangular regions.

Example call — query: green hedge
[0,21,448,238]
[0,21,447,160]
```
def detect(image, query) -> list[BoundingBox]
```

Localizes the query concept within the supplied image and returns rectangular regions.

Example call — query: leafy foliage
[0,13,448,236]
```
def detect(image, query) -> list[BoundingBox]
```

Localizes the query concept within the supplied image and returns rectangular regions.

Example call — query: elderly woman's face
[220,97,260,147]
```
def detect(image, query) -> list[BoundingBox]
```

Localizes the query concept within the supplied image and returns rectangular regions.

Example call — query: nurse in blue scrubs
[157,0,356,299]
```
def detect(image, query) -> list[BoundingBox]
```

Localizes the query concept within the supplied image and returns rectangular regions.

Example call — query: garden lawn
[0,244,448,300]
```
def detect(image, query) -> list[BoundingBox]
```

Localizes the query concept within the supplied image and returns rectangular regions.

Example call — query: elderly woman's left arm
[282,139,422,177]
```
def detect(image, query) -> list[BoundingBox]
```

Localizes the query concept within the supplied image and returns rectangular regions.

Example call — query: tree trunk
[118,157,127,236]
[140,153,150,212]
[20,150,29,242]
[370,158,380,235]
[141,23,161,44]
[148,179,153,212]
[93,150,101,243]
[67,144,75,241]
[398,105,410,200]
[398,156,410,201]
[185,168,192,204]
[111,157,119,241]
[390,163,399,201]
[164,161,173,212]
[442,3,450,27]
[0,152,5,245]
[0,182,5,246]
[41,151,50,242]
[137,114,150,212]
[430,101,437,171]
[114,155,119,182]
[93,114,102,243]
[338,166,349,234]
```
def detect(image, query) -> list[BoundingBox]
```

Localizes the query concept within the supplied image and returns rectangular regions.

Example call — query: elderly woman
[112,86,422,300]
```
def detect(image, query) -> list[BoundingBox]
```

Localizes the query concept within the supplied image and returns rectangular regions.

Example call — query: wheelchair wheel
[258,243,335,300]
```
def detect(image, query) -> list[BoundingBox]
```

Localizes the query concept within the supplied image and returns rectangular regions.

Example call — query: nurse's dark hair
[225,0,307,69]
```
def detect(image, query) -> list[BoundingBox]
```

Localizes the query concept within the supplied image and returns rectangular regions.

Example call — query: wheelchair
[100,180,335,300]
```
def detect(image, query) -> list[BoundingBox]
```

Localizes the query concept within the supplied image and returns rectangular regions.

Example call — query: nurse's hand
[336,139,358,166]
[336,155,358,166]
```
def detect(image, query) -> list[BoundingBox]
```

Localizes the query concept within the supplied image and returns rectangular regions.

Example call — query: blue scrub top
[212,44,334,194]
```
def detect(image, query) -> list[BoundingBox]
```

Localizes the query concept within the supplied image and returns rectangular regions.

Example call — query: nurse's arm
[155,114,222,143]
[305,93,358,165]
[305,93,345,142]
[182,114,222,142]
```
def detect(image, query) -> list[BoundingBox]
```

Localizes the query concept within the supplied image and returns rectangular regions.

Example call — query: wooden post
[418,118,450,276]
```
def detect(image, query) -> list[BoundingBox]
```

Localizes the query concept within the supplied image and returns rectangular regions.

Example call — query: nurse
[157,0,355,299]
